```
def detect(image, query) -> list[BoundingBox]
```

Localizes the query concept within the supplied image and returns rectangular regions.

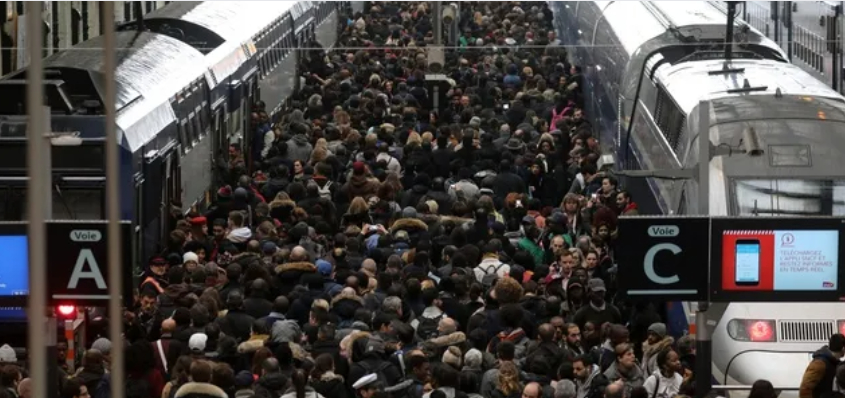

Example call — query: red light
[748,321,775,342]
[57,305,76,317]
[838,321,845,335]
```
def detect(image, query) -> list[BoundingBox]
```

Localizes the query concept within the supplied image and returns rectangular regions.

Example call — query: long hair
[497,362,520,396]
[292,369,308,398]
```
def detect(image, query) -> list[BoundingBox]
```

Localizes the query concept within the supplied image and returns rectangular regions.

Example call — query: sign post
[46,221,133,307]
[617,217,710,301]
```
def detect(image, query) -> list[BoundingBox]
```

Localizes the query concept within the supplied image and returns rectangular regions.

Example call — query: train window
[193,116,201,143]
[200,104,210,136]
[653,85,685,152]
[186,115,196,146]
[179,120,190,152]
[733,179,845,216]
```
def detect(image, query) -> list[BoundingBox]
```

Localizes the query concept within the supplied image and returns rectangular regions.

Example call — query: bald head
[523,382,541,398]
[438,317,457,335]
[605,381,624,398]
[161,318,176,333]
[341,287,357,297]
[290,246,308,262]
[538,323,555,342]
[362,259,377,274]
[17,378,30,398]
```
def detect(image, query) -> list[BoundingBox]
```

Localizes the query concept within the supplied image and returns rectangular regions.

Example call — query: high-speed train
[552,1,845,392]
[0,1,356,264]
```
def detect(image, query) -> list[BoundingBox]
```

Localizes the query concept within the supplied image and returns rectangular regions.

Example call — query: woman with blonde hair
[493,361,523,398]
[341,197,372,228]
[310,138,331,165]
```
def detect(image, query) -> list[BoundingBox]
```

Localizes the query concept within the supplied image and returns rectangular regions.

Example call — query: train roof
[141,1,308,46]
[30,31,206,111]
[577,1,783,60]
[655,59,844,114]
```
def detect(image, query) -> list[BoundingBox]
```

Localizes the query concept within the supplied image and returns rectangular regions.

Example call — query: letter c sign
[644,243,682,285]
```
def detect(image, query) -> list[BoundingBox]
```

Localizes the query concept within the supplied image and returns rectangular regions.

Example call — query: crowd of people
[2,2,844,398]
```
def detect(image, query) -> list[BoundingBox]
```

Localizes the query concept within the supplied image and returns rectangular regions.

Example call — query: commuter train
[552,1,845,393]
[0,1,355,264]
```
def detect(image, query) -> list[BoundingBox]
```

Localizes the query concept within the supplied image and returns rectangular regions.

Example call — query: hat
[149,257,167,267]
[316,259,333,276]
[189,216,207,226]
[442,346,462,368]
[464,348,483,368]
[521,215,535,225]
[91,337,112,355]
[568,280,584,291]
[353,161,366,175]
[588,278,606,292]
[234,371,254,388]
[402,207,418,219]
[217,186,232,199]
[0,344,16,363]
[394,230,410,242]
[189,333,208,353]
[353,374,379,390]
[365,335,385,354]
[648,323,668,339]
[262,241,278,255]
[183,252,199,264]
[469,116,482,128]
[504,138,525,151]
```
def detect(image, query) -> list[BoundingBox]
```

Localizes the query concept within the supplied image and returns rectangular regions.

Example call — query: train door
[159,144,181,241]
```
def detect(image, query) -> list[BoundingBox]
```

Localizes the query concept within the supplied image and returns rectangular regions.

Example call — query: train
[0,1,357,266]
[552,1,845,393]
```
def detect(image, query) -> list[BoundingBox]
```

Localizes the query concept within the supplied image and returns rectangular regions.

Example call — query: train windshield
[733,179,845,216]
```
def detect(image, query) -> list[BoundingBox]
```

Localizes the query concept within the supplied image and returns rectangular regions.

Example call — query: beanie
[442,346,462,368]
[464,348,482,369]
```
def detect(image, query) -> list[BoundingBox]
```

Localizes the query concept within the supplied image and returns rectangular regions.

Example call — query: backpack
[481,263,507,288]
[318,181,333,200]
[359,361,394,388]
[416,312,446,340]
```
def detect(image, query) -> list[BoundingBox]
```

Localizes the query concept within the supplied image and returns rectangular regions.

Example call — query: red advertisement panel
[721,230,775,291]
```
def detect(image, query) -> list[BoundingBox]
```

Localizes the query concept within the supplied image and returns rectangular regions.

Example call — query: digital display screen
[721,230,839,291]
[0,236,28,296]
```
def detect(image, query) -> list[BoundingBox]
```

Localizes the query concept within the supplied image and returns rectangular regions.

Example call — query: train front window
[733,179,845,216]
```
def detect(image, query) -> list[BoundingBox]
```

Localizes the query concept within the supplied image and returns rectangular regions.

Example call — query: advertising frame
[710,217,845,302]
[0,222,29,307]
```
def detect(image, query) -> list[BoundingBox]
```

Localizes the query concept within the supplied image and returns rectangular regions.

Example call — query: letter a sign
[47,221,132,306]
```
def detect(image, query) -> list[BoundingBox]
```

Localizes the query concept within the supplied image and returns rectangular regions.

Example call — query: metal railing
[711,385,800,392]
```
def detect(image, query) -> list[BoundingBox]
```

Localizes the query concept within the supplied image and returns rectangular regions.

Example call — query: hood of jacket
[237,335,269,354]
[227,227,252,243]
[271,320,302,344]
[291,134,310,147]
[174,382,229,398]
[643,336,675,358]
[274,261,317,275]
[577,365,602,397]
[390,218,429,233]
[604,360,644,384]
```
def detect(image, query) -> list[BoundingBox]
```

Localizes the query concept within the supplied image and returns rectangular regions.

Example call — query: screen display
[0,236,28,297]
[722,230,839,291]
[735,241,761,284]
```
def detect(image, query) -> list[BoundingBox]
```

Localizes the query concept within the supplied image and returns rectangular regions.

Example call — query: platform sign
[46,221,133,306]
[617,217,710,301]
[710,217,845,302]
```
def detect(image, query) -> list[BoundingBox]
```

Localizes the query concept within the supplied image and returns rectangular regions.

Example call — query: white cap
[188,333,208,352]
[0,344,16,363]
[352,374,378,390]
[183,252,199,264]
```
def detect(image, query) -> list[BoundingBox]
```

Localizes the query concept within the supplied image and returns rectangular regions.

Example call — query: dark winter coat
[274,262,318,297]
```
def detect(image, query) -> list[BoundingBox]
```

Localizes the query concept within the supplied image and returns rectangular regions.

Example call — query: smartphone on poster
[735,239,761,285]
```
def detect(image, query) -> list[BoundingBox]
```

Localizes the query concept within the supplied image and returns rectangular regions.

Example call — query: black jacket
[253,373,288,398]
[215,309,255,343]
[347,357,403,390]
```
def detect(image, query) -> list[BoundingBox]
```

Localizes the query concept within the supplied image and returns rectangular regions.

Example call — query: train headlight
[838,320,845,336]
[727,319,777,342]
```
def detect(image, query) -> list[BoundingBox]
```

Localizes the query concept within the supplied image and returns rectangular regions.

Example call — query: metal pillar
[25,4,49,398]
[102,3,125,398]
[432,1,442,46]
[786,1,794,61]
[725,2,738,63]
[695,101,713,398]
[833,5,842,93]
